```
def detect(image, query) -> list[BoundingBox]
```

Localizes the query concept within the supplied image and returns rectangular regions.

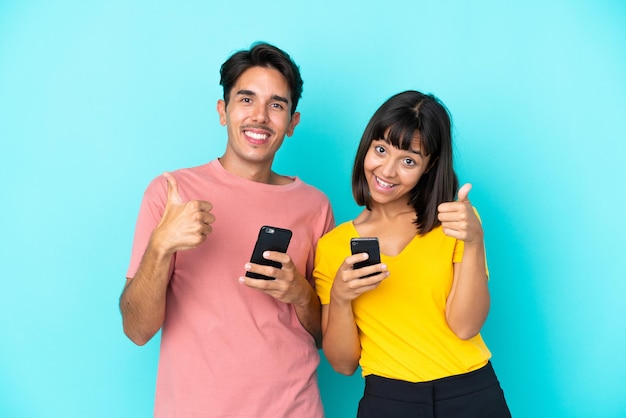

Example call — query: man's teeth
[246,131,269,140]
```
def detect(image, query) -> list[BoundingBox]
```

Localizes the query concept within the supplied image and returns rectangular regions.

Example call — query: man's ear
[285,112,301,137]
[217,100,227,126]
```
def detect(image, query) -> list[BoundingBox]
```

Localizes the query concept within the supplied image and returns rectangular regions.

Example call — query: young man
[120,42,334,417]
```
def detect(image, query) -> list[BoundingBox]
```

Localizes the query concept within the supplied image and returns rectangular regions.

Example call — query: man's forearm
[120,242,173,345]
[293,284,323,348]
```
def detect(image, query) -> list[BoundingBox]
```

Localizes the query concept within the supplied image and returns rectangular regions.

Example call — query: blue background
[1,1,625,417]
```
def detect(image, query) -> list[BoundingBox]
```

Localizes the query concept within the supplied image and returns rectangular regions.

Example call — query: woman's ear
[425,156,439,173]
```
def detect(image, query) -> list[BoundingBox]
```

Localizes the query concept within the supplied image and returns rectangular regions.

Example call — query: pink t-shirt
[126,160,334,418]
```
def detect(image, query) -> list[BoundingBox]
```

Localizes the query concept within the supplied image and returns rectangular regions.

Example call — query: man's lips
[242,124,275,140]
[244,130,270,141]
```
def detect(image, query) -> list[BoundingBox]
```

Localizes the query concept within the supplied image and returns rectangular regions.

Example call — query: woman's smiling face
[363,134,430,207]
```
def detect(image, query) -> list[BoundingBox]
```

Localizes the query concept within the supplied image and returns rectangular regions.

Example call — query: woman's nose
[380,159,396,177]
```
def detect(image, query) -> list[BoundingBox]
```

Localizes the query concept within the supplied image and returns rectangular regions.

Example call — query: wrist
[463,237,484,249]
[293,276,316,308]
[148,230,176,258]
[329,293,353,309]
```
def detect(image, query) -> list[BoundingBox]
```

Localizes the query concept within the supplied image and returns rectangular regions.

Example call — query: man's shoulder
[172,161,215,177]
[140,161,215,197]
[297,180,326,193]
[146,161,214,181]
[292,180,332,207]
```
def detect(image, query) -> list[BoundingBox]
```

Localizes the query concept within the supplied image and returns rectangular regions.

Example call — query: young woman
[314,90,511,417]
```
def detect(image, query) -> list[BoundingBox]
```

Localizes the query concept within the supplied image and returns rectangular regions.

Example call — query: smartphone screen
[245,225,293,280]
[351,237,381,278]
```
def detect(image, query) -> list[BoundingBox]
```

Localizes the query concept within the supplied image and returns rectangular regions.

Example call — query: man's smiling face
[217,66,300,171]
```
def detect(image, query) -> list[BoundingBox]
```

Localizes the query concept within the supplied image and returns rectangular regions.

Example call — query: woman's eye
[403,158,416,166]
[375,145,386,154]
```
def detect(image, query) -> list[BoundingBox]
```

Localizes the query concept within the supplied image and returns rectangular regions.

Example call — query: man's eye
[242,97,251,103]
[271,103,284,109]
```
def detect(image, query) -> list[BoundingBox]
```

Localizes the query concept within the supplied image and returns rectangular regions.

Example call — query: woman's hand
[330,253,388,304]
[437,183,483,244]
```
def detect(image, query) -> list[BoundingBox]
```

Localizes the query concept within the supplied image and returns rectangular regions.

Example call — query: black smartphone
[351,237,381,278]
[245,225,293,280]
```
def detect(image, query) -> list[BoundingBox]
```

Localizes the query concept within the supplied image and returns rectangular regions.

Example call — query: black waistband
[364,362,499,404]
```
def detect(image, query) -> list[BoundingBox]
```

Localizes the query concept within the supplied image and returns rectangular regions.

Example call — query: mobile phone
[245,225,293,280]
[351,237,381,278]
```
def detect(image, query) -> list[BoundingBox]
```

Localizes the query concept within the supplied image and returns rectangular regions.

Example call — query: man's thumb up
[163,172,183,206]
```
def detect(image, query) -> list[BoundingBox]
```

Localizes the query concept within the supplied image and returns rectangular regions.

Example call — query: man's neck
[217,157,292,185]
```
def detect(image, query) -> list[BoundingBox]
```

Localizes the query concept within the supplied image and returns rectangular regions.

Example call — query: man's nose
[251,103,268,123]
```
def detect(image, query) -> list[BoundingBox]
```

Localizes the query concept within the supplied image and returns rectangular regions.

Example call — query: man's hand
[240,251,323,343]
[152,172,216,254]
[120,172,216,345]
[240,251,309,305]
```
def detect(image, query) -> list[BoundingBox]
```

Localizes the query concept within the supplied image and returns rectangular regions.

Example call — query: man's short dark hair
[219,42,303,115]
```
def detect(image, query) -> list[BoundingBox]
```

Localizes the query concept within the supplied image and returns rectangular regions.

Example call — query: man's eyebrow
[236,89,256,96]
[235,90,289,105]
[271,94,289,104]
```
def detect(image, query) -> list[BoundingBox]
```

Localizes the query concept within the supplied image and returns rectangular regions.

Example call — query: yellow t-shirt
[314,220,491,383]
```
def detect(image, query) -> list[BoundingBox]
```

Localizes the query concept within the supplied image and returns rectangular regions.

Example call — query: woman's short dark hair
[352,90,459,234]
[219,42,303,115]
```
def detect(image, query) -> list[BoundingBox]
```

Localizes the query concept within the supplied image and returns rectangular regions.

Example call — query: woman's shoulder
[319,220,355,243]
